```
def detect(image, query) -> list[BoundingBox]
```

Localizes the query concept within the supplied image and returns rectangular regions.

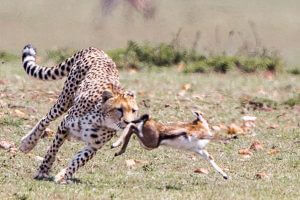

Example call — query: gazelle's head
[192,111,210,131]
[130,114,150,135]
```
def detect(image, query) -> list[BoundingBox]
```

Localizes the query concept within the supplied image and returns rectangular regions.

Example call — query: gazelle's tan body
[112,112,228,179]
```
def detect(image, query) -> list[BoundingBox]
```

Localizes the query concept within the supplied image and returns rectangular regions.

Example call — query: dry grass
[0,61,299,199]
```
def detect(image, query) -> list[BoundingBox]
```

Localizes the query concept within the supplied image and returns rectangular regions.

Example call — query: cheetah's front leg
[54,126,116,184]
[54,145,97,184]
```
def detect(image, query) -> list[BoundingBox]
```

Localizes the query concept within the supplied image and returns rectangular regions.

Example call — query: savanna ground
[0,60,299,200]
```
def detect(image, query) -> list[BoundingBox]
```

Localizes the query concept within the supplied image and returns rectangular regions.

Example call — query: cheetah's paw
[54,168,73,184]
[34,171,50,180]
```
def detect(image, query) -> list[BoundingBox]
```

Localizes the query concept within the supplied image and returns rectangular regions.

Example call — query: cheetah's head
[101,87,138,130]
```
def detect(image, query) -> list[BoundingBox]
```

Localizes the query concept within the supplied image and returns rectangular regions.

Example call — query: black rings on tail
[22,44,75,80]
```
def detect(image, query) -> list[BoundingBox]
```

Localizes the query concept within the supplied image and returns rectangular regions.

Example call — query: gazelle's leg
[197,149,228,179]
[111,123,135,148]
[114,126,138,157]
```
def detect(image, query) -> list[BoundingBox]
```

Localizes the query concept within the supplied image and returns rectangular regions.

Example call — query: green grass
[284,94,300,107]
[288,67,300,75]
[0,51,19,63]
[0,62,300,199]
[107,41,284,73]
[107,40,190,69]
[0,41,287,74]
[45,48,76,64]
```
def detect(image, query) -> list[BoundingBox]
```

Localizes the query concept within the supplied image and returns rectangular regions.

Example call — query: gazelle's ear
[131,114,150,124]
[140,114,149,122]
[192,111,203,121]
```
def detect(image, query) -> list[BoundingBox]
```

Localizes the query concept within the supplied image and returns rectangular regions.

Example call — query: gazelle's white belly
[160,135,210,152]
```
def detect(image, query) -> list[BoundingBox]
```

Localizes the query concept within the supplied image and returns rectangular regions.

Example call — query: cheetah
[112,112,229,179]
[19,44,138,183]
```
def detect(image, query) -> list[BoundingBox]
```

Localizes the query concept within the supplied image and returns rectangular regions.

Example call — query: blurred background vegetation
[0,2,300,199]
[0,0,300,73]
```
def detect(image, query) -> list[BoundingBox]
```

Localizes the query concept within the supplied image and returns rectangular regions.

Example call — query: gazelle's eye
[132,109,137,113]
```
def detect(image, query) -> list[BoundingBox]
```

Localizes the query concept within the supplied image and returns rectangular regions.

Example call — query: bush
[45,48,75,64]
[184,60,211,73]
[107,48,128,69]
[0,51,18,62]
[183,50,206,63]
[288,68,300,75]
[128,41,187,66]
[109,40,285,73]
[207,56,237,73]
[240,96,278,110]
[108,40,192,69]
[152,43,177,66]
[184,56,237,73]
[40,41,285,74]
[235,56,283,73]
[284,94,300,107]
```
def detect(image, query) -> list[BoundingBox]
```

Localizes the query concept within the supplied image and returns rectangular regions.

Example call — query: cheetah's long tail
[22,44,76,80]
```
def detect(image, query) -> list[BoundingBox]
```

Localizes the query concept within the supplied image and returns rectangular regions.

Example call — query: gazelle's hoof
[114,151,124,157]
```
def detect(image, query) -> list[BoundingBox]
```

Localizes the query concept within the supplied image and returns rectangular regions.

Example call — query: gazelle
[112,112,229,179]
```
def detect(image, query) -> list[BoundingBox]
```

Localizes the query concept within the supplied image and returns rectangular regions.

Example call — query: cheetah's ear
[102,90,113,103]
[125,90,136,98]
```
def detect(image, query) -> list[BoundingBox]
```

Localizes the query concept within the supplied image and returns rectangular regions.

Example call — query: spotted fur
[19,44,138,184]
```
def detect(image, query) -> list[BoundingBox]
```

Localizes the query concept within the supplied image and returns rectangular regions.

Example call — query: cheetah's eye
[116,108,123,117]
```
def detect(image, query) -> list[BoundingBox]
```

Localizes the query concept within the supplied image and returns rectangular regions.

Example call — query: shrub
[152,43,177,66]
[183,60,211,73]
[207,56,237,73]
[288,68,300,75]
[107,48,128,69]
[236,56,283,73]
[240,96,278,110]
[108,40,191,69]
[184,56,237,73]
[183,50,206,63]
[0,51,18,62]
[284,94,300,107]
[40,41,286,74]
[45,48,75,64]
